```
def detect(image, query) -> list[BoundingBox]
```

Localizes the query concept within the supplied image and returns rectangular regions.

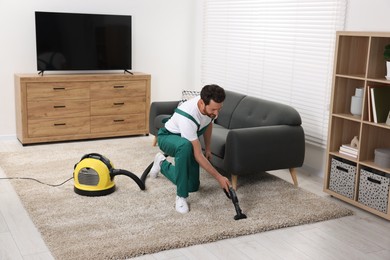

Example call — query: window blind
[201,0,347,147]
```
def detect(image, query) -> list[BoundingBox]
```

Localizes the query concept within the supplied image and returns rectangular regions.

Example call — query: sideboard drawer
[28,117,90,137]
[91,114,145,133]
[27,82,90,101]
[90,80,146,99]
[27,100,90,119]
[91,97,146,116]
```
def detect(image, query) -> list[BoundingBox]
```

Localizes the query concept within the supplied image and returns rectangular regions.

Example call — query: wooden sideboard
[15,72,151,144]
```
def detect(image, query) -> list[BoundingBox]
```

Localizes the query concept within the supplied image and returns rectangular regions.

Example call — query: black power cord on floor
[0,176,73,187]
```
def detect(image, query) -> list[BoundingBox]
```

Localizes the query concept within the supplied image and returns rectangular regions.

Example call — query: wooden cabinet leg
[289,168,298,187]
[152,136,157,146]
[231,174,238,190]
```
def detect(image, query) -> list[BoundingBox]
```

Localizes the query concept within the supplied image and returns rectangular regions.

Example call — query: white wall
[345,0,390,31]
[0,0,197,138]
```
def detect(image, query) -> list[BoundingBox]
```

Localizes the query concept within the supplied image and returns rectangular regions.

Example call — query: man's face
[201,99,223,119]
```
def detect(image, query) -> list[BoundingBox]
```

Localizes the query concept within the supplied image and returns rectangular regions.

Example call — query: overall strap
[174,108,212,136]
[174,108,200,131]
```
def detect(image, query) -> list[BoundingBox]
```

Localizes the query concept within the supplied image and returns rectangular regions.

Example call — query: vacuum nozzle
[224,187,247,220]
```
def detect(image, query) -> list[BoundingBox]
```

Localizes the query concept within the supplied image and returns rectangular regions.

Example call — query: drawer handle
[113,85,125,89]
[336,166,348,173]
[114,102,125,106]
[53,105,66,109]
[367,177,381,185]
[53,87,66,90]
[113,119,125,123]
[54,123,66,126]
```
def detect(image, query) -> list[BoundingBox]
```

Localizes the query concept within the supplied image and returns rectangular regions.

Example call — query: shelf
[367,77,390,84]
[362,120,390,130]
[360,160,390,174]
[332,113,361,122]
[360,124,390,162]
[329,151,358,162]
[367,36,390,79]
[332,77,365,117]
[335,74,366,80]
[328,117,361,153]
[325,32,390,220]
[336,35,369,76]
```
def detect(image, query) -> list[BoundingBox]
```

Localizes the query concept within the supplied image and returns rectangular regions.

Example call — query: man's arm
[203,123,213,160]
[191,139,230,192]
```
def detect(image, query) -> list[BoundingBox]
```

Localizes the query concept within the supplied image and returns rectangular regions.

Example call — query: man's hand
[217,175,231,193]
[204,149,212,161]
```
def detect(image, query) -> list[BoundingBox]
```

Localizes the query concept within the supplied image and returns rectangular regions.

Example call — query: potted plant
[384,44,390,80]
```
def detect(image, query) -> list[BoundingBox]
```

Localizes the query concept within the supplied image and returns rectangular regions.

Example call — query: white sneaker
[175,196,189,214]
[149,153,166,178]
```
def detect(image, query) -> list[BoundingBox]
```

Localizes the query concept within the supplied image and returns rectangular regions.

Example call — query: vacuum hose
[140,162,154,184]
[111,169,146,190]
[110,155,162,191]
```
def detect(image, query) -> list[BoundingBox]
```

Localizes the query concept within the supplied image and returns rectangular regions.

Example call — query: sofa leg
[289,168,298,187]
[152,136,157,146]
[231,175,238,190]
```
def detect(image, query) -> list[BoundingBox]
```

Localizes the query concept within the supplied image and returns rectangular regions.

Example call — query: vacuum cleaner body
[73,153,147,196]
[74,153,117,196]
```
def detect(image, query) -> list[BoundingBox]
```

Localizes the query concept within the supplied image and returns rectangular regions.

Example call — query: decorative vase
[350,87,363,116]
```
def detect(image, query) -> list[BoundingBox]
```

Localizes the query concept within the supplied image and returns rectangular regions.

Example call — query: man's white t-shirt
[164,96,212,142]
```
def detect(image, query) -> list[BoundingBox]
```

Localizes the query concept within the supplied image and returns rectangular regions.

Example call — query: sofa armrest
[149,101,180,135]
[223,125,305,175]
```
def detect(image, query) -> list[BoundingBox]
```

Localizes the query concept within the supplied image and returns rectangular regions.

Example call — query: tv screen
[35,11,132,72]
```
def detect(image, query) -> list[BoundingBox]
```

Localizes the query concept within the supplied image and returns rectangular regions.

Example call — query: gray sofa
[149,90,305,189]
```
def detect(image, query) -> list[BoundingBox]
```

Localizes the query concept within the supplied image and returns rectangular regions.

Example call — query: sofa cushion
[209,124,230,158]
[215,90,245,129]
[229,96,302,129]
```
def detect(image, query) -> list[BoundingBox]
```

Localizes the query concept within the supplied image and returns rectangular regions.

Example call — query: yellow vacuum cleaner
[73,153,153,196]
[73,153,246,219]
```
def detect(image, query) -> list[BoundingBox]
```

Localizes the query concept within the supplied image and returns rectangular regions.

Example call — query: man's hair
[200,84,226,105]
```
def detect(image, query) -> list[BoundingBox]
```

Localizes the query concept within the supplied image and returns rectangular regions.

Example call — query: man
[149,84,231,213]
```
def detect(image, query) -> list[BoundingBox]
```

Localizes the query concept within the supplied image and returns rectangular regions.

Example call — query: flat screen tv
[35,11,132,73]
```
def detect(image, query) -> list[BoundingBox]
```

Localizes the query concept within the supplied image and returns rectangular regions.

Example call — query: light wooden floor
[1,138,390,260]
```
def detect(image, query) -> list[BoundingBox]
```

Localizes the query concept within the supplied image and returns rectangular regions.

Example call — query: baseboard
[0,134,17,141]
[301,164,324,178]
[302,142,326,178]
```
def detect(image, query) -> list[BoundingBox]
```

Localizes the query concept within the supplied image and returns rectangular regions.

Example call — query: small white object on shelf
[374,148,390,168]
[350,87,363,116]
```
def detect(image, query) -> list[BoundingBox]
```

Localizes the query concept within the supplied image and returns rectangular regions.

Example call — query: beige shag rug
[0,136,352,259]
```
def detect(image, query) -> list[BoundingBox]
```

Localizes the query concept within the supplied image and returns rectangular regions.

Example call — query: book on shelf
[339,150,358,158]
[370,86,390,123]
[367,86,372,122]
[339,144,358,158]
[340,144,358,154]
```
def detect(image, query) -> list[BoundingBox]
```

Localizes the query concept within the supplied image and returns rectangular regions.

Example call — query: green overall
[157,108,210,198]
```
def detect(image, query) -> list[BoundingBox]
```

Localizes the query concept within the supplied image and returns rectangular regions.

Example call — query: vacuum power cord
[0,176,73,187]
